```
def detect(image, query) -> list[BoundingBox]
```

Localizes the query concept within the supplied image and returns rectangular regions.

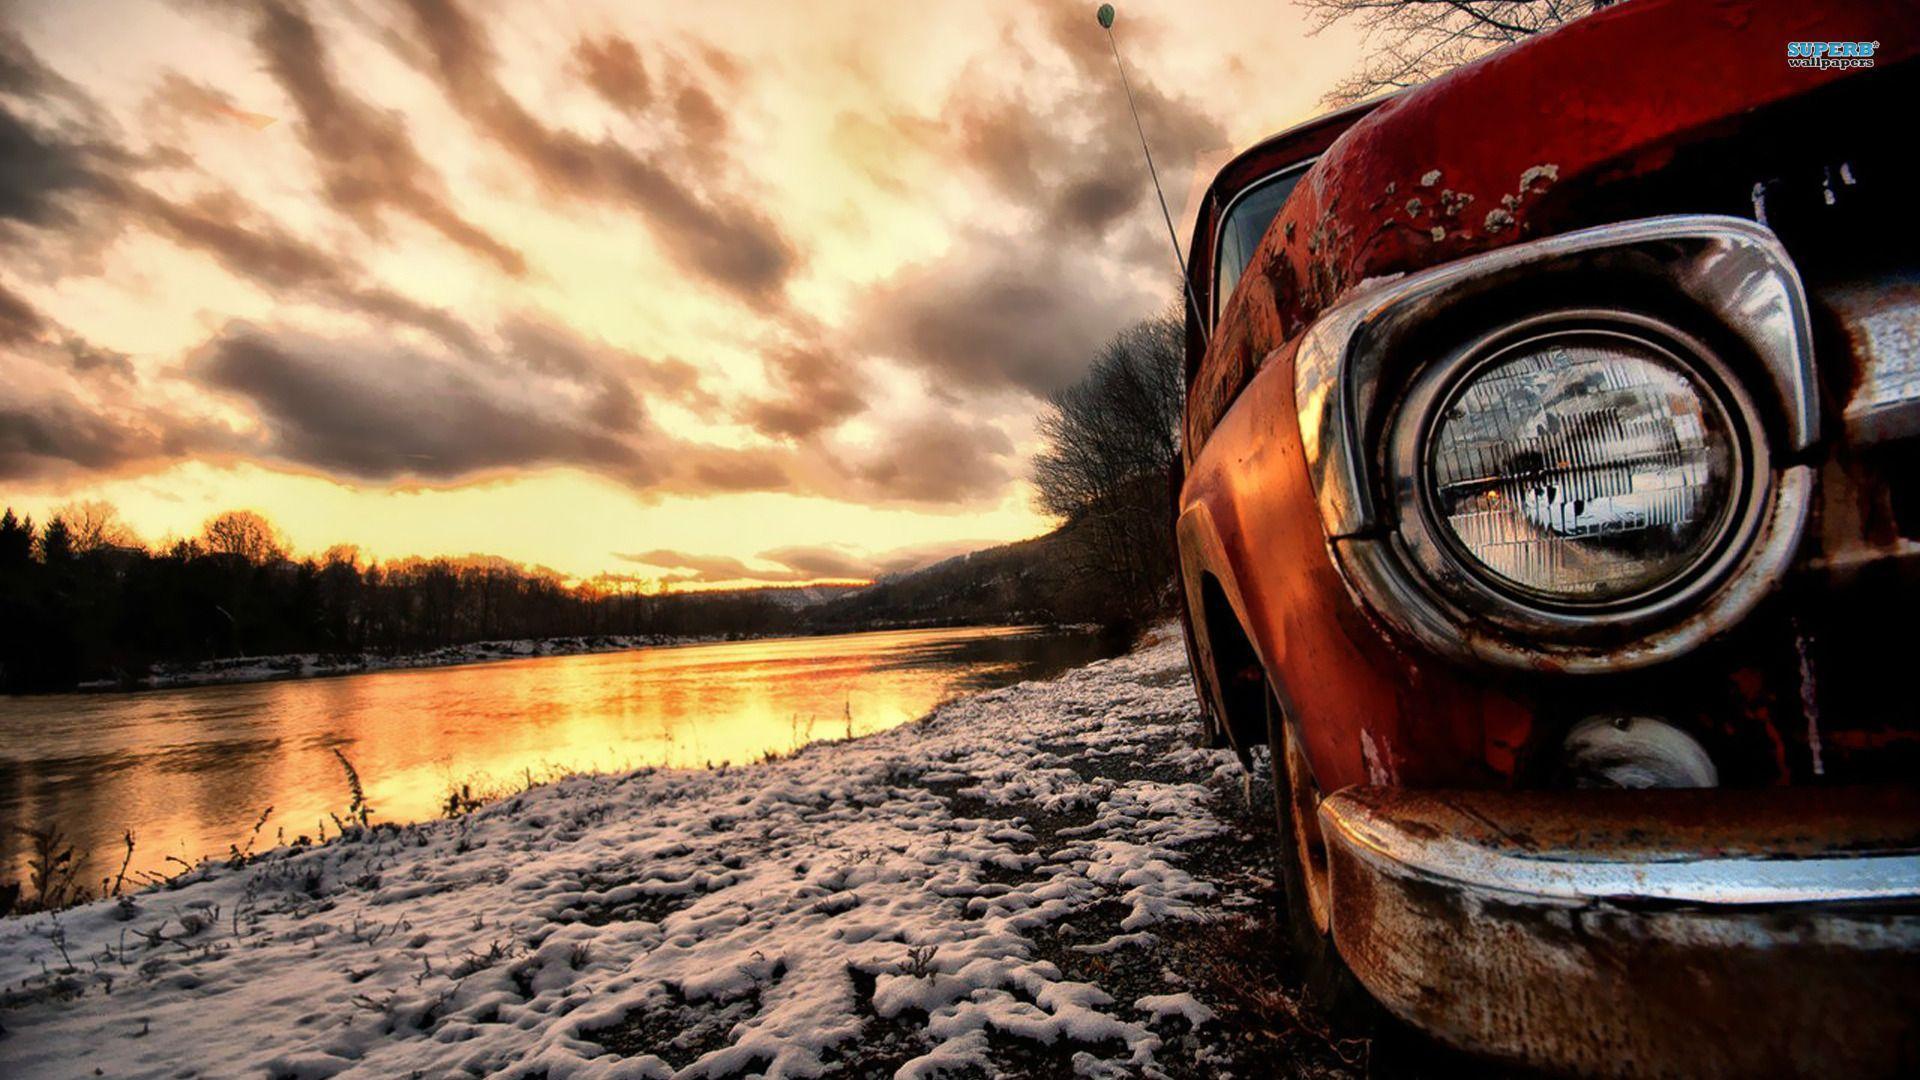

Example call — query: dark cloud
[742,343,867,439]
[950,100,1045,204]
[693,44,745,88]
[867,234,1155,395]
[0,28,105,125]
[2,29,490,357]
[127,187,345,289]
[247,0,525,276]
[851,0,1223,398]
[672,83,726,145]
[678,447,792,494]
[191,323,659,486]
[0,29,57,96]
[396,0,797,305]
[0,398,208,480]
[0,101,113,227]
[63,338,136,381]
[573,35,651,114]
[848,412,1014,503]
[951,3,1225,244]
[0,295,233,480]
[498,315,717,425]
[0,281,45,342]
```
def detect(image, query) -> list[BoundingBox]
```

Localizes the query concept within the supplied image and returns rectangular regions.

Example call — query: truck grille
[1537,59,1920,786]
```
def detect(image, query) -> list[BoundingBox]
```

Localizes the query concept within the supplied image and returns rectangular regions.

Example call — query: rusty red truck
[1172,0,1920,1073]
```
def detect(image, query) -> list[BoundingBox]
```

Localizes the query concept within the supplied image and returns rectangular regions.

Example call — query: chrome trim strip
[1318,786,1920,1074]
[1323,788,1920,906]
[1827,275,1920,444]
[1295,214,1820,539]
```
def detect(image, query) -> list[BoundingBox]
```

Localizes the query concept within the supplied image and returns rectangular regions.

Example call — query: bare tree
[1032,309,1185,620]
[52,499,141,555]
[200,509,290,565]
[1308,0,1607,105]
[322,543,363,570]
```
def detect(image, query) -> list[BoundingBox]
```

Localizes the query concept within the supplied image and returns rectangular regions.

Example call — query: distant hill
[801,518,1105,632]
[687,583,865,610]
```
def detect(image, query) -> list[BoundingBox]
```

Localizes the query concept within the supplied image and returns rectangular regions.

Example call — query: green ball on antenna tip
[1097,4,1115,29]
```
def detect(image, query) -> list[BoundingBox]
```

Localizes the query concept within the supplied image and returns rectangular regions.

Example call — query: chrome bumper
[1319,786,1920,1077]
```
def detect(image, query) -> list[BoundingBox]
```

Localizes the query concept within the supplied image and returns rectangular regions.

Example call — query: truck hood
[1206,0,1916,377]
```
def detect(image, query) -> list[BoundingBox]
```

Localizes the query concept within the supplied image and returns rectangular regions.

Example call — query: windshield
[1213,165,1309,323]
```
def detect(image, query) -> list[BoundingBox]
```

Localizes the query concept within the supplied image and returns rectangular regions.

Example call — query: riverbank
[69,620,1108,694]
[0,629,1377,1078]
[71,634,717,692]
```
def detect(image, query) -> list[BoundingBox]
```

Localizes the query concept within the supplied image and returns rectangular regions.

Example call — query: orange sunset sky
[1,0,1361,587]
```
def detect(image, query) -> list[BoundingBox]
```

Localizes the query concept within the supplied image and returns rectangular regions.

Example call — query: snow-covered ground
[2,632,1314,1079]
[77,635,712,691]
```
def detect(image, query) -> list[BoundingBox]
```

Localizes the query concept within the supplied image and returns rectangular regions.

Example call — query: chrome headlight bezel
[1292,215,1818,672]
[1384,310,1774,637]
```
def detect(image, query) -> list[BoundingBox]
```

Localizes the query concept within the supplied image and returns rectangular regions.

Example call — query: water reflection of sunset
[0,627,1115,883]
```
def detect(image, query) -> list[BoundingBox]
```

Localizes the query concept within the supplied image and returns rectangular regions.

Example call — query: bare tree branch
[1307,0,1607,105]
[1031,308,1185,620]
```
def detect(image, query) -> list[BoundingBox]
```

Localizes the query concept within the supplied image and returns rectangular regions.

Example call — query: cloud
[184,320,794,500]
[246,0,526,276]
[573,34,651,114]
[741,343,868,439]
[143,72,276,131]
[0,290,233,480]
[190,323,661,486]
[0,100,116,228]
[396,0,797,305]
[0,281,45,342]
[498,316,716,423]
[0,398,206,481]
[62,338,136,381]
[2,32,492,358]
[0,0,1235,535]
[954,3,1224,244]
[0,27,105,127]
[616,537,985,585]
[750,545,866,579]
[866,233,1157,396]
[124,185,489,354]
[676,446,792,494]
[671,82,727,147]
[846,411,1015,503]
[614,548,809,585]
[126,187,348,290]
[759,539,981,579]
[854,0,1224,398]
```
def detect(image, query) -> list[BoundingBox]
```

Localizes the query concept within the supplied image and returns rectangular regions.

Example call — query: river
[0,625,1124,887]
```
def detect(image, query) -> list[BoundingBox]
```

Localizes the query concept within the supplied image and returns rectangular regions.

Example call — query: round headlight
[1424,329,1739,606]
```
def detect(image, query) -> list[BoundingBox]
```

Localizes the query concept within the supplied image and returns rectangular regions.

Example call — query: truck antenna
[1097,4,1206,343]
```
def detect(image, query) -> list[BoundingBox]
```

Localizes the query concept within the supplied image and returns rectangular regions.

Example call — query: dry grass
[5,749,390,918]
[332,748,373,829]
[439,761,601,819]
[1165,910,1372,1076]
